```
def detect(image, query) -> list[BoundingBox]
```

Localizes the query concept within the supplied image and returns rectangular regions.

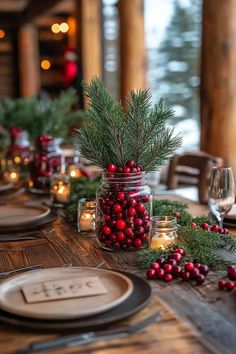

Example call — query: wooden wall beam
[18,23,40,97]
[118,0,146,104]
[21,0,63,24]
[200,0,236,175]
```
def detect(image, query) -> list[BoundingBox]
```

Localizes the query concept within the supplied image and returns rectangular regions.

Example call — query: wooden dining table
[0,190,236,354]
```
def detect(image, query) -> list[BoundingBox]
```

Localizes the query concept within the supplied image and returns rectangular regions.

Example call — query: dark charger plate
[0,210,58,234]
[0,271,152,331]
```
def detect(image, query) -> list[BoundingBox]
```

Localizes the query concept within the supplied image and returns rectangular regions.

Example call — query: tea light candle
[68,165,83,179]
[56,184,70,204]
[4,170,20,184]
[79,211,95,231]
[150,216,177,250]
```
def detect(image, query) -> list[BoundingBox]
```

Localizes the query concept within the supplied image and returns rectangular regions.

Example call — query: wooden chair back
[167,151,224,204]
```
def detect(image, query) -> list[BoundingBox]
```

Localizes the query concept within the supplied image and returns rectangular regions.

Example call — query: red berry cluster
[191,222,229,235]
[218,266,236,291]
[146,248,209,285]
[97,161,151,250]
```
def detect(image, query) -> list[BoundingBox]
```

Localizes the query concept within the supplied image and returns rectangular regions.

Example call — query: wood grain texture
[0,192,235,353]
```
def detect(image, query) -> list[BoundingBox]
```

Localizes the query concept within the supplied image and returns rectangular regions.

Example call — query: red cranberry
[107,163,117,172]
[141,233,147,240]
[172,265,182,277]
[185,262,194,272]
[226,281,235,291]
[221,228,230,235]
[124,227,134,237]
[123,166,131,174]
[104,240,112,248]
[165,274,174,282]
[181,271,190,281]
[172,211,180,219]
[131,167,138,173]
[134,238,143,248]
[210,224,220,232]
[113,203,122,213]
[114,241,121,249]
[117,192,125,200]
[150,262,160,271]
[117,167,123,173]
[190,222,197,228]
[171,253,182,263]
[228,267,236,280]
[109,233,116,241]
[136,226,145,235]
[116,212,123,219]
[156,268,165,280]
[175,248,185,256]
[107,200,114,206]
[218,279,226,290]
[147,268,156,280]
[156,258,165,266]
[141,195,149,203]
[134,218,143,227]
[127,207,136,217]
[124,238,132,247]
[99,235,107,243]
[109,219,117,228]
[168,259,177,267]
[193,262,201,269]
[126,160,136,168]
[143,220,150,231]
[196,274,205,285]
[136,203,145,214]
[191,268,200,279]
[136,166,141,172]
[128,199,137,208]
[164,264,173,274]
[102,225,111,236]
[116,219,126,230]
[201,223,209,231]
[104,214,111,222]
[116,231,125,241]
[199,265,209,275]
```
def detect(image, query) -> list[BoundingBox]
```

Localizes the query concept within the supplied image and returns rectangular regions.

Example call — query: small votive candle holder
[77,198,96,234]
[50,175,70,207]
[3,167,20,184]
[150,216,177,250]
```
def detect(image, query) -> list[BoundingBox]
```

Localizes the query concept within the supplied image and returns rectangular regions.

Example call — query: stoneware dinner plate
[0,271,151,331]
[0,267,134,320]
[0,180,13,193]
[0,210,58,234]
[0,204,50,227]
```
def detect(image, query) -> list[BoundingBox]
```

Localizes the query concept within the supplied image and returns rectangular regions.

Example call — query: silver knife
[15,311,161,353]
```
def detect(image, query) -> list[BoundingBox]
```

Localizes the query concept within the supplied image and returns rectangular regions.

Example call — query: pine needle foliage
[75,78,182,171]
[138,199,236,270]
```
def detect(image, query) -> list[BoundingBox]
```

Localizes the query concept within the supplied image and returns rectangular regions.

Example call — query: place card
[22,276,108,304]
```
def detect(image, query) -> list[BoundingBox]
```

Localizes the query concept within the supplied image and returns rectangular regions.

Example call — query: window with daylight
[145,0,202,149]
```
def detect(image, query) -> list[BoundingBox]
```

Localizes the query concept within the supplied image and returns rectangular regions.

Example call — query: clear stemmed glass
[208,167,235,228]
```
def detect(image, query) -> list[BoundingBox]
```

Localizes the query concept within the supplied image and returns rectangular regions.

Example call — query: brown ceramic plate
[0,271,151,331]
[0,267,134,320]
[0,210,57,234]
[0,205,50,227]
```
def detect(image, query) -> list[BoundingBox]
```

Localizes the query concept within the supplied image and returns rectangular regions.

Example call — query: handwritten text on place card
[22,276,108,303]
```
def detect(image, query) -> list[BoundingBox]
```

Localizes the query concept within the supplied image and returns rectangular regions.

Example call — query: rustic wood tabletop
[0,191,235,354]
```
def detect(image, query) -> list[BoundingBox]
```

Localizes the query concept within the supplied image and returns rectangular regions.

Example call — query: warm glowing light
[24,157,29,165]
[60,22,69,33]
[51,23,60,33]
[29,180,33,188]
[70,170,77,178]
[41,60,51,70]
[0,29,5,39]
[10,172,17,180]
[14,156,21,164]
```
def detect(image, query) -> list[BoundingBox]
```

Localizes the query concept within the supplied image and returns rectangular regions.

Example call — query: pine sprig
[75,77,181,171]
[139,199,236,270]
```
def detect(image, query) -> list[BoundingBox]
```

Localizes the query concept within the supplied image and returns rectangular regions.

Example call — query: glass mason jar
[6,127,31,167]
[96,172,153,251]
[29,135,62,194]
[150,216,177,250]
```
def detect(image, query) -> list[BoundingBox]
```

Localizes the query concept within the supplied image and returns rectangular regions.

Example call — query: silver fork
[0,264,44,277]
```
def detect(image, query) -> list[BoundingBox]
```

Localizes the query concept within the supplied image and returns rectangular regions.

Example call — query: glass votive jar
[150,216,177,250]
[3,166,20,184]
[50,174,71,207]
[77,198,96,234]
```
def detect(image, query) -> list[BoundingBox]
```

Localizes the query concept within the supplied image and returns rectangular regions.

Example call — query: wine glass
[208,167,235,228]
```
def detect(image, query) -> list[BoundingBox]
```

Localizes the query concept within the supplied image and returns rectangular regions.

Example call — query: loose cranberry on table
[218,279,226,290]
[156,268,165,280]
[175,248,185,256]
[150,262,160,271]
[228,266,236,280]
[163,264,173,274]
[165,274,174,282]
[201,223,210,231]
[210,224,220,232]
[225,281,235,291]
[147,269,156,280]
[196,274,205,285]
[184,262,194,272]
[181,271,191,281]
[171,253,182,262]
[199,265,209,275]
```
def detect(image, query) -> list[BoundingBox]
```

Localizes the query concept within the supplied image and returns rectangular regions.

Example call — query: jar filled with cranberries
[96,161,153,251]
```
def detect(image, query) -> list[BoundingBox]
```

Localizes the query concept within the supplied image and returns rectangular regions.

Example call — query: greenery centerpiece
[75,77,181,251]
